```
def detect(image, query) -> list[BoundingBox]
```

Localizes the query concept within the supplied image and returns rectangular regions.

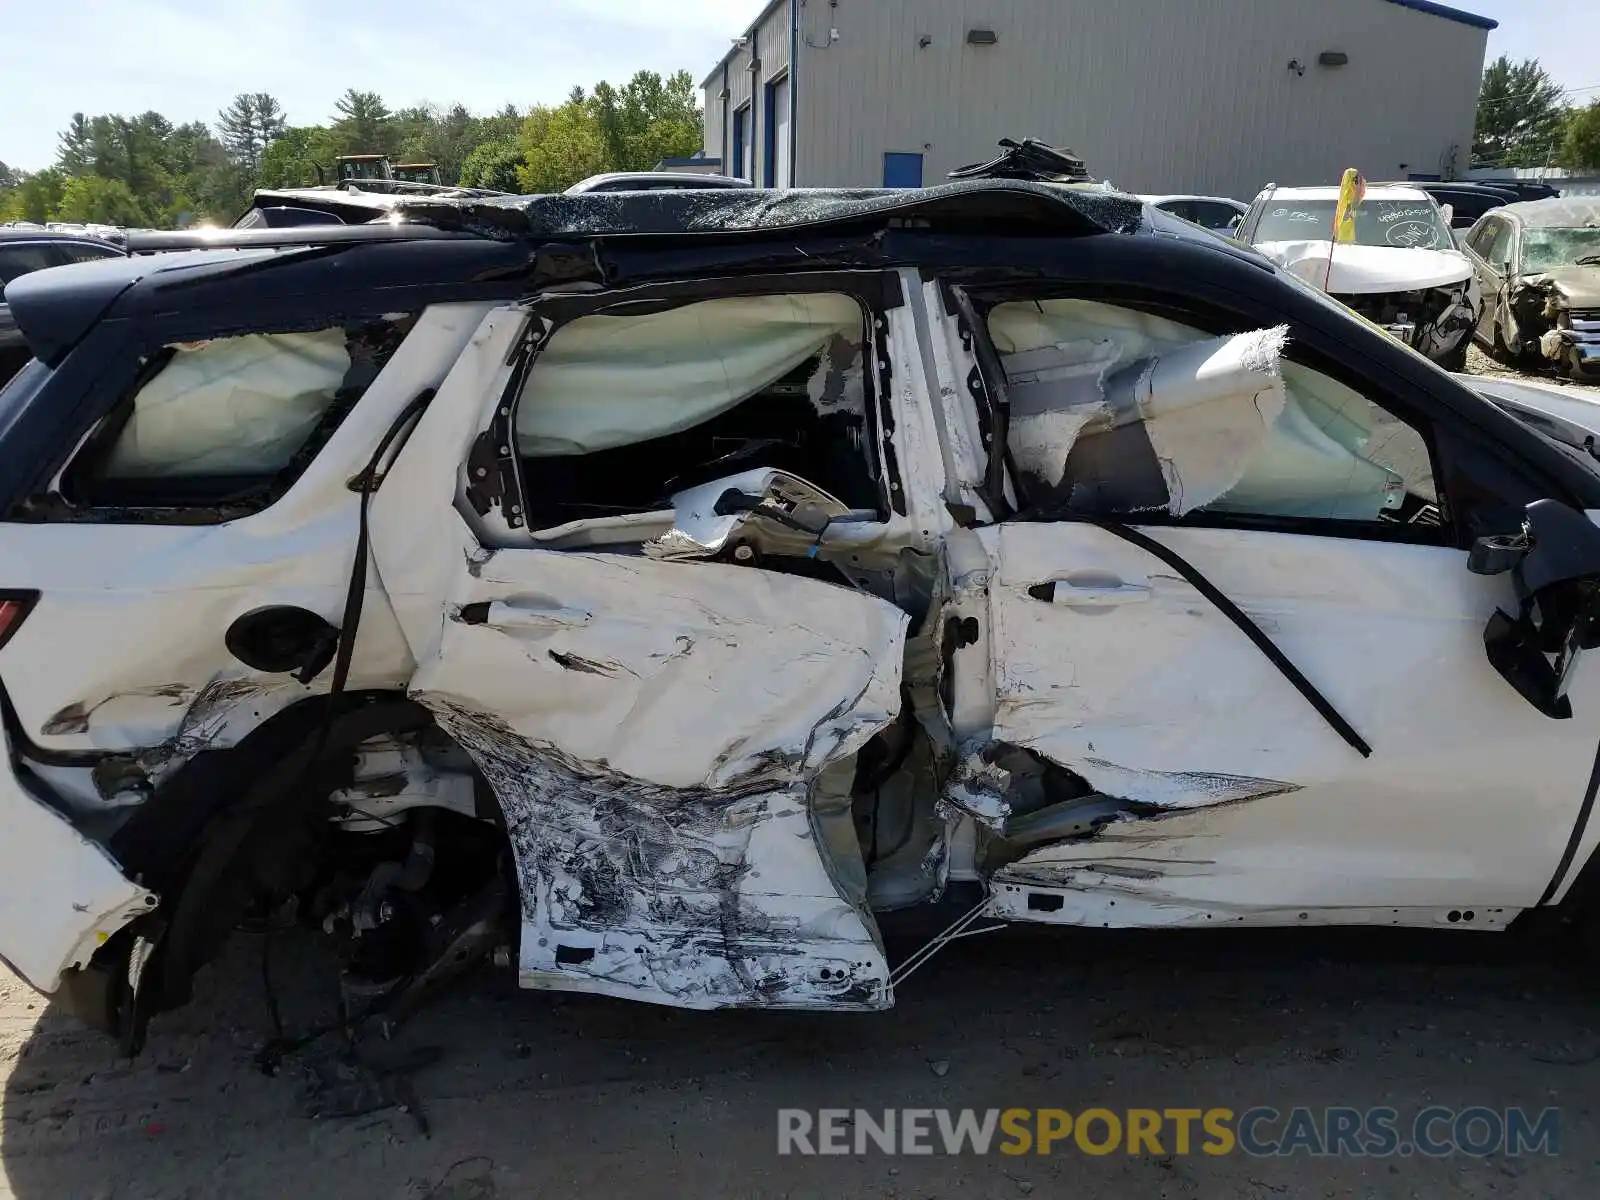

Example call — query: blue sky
[0,0,1590,172]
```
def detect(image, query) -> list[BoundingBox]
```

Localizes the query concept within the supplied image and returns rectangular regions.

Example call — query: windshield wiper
[1577,255,1600,267]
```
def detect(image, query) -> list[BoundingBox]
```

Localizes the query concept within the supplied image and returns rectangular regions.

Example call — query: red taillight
[0,593,37,653]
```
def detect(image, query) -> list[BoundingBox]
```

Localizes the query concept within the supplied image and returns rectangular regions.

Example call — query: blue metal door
[883,152,924,189]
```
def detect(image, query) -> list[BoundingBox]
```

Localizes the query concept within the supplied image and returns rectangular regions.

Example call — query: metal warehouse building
[699,0,1495,200]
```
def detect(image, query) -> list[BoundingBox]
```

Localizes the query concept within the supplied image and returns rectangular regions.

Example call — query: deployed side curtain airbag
[102,330,351,478]
[988,298,1418,522]
[515,294,862,457]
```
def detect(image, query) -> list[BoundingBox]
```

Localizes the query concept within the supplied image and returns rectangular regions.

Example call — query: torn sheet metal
[390,178,1145,242]
[917,279,996,522]
[977,519,1363,811]
[0,756,155,991]
[641,469,860,562]
[407,546,907,1008]
[976,516,1600,912]
[985,782,1533,930]
[426,699,891,1008]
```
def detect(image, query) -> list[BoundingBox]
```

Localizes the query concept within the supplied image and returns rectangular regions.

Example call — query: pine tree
[217,93,285,171]
[56,113,93,175]
[331,89,395,153]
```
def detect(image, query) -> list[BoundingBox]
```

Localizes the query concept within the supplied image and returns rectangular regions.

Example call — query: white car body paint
[975,520,1600,919]
[410,540,907,1008]
[368,303,912,1009]
[7,258,1600,1015]
[0,303,499,756]
[1257,241,1474,295]
[0,303,496,988]
[0,764,154,990]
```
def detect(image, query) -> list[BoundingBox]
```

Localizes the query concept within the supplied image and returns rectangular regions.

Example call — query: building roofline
[701,0,788,88]
[1382,0,1498,31]
[697,0,1495,89]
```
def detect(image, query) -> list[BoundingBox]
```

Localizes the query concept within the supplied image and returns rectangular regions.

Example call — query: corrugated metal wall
[703,1,793,183]
[705,0,1487,198]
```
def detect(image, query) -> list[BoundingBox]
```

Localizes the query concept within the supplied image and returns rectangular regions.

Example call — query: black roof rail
[122,224,486,254]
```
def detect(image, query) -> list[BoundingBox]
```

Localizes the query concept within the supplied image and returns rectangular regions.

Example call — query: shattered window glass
[986,298,1438,526]
[1522,227,1600,272]
[515,293,880,531]
[68,315,415,505]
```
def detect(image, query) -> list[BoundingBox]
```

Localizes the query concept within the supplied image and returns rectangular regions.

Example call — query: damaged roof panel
[389,179,1147,242]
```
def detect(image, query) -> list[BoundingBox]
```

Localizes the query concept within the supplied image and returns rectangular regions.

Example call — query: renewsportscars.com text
[777,1106,1560,1158]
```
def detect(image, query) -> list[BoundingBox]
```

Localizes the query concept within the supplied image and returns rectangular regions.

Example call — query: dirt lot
[0,920,1597,1200]
[1463,343,1600,394]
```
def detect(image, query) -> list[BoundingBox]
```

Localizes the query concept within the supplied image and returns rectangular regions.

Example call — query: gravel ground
[0,922,1597,1200]
[1462,342,1600,393]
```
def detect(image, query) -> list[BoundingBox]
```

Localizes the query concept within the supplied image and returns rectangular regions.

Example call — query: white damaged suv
[1238,184,1482,370]
[3,182,1600,1056]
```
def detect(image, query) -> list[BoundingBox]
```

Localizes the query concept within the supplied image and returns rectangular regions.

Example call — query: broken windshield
[1255,199,1452,251]
[1522,227,1600,272]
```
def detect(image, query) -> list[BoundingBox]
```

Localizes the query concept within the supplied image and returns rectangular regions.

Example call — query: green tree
[53,175,151,226]
[56,113,93,175]
[1475,56,1569,168]
[10,169,66,223]
[331,89,396,154]
[1565,100,1600,171]
[389,102,486,184]
[168,121,250,223]
[217,92,287,171]
[588,70,702,171]
[255,125,340,188]
[459,138,524,192]
[517,100,608,193]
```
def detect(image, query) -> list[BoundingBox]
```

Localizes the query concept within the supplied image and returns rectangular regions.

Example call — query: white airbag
[515,293,861,457]
[103,330,350,478]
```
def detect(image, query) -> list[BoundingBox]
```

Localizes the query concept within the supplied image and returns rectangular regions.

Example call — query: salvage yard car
[0,227,124,387]
[1138,194,1248,234]
[1464,198,1600,383]
[8,182,1600,1056]
[1237,183,1481,369]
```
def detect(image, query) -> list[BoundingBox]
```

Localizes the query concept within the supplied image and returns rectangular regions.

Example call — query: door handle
[1026,580,1152,606]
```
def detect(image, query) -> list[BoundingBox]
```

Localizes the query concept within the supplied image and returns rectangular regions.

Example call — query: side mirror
[1470,500,1600,718]
[1440,203,1454,228]
[1227,214,1244,234]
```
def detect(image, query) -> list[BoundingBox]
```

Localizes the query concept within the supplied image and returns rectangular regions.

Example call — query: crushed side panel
[409,549,909,1010]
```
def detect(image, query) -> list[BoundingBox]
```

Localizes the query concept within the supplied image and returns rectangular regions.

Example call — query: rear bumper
[0,734,155,996]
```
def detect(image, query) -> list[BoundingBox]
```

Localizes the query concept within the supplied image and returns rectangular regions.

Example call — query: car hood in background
[1256,240,1472,294]
[1524,265,1600,309]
